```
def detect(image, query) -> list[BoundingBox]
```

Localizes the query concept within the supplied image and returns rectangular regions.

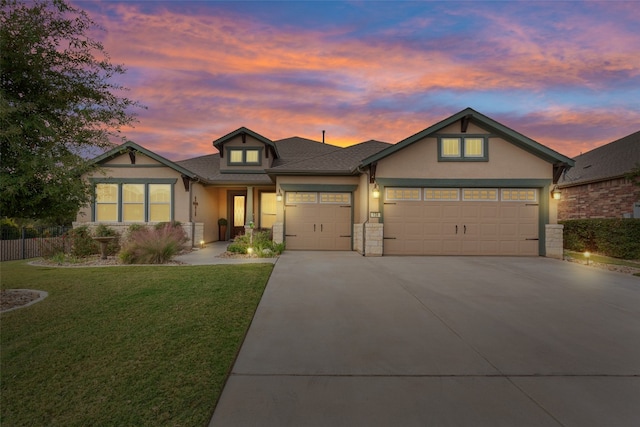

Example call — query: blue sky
[74,0,640,160]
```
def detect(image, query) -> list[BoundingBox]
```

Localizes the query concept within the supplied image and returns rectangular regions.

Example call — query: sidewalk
[174,241,278,265]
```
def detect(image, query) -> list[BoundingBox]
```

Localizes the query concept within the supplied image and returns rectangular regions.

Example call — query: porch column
[245,186,254,227]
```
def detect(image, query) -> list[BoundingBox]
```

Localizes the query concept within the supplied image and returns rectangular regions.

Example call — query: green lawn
[564,250,640,277]
[564,250,640,268]
[1,261,273,426]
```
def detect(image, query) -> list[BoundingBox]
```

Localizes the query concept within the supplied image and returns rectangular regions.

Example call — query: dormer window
[438,136,488,161]
[228,148,262,166]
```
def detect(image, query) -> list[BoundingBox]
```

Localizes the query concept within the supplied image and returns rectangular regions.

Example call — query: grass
[1,260,273,426]
[564,250,640,277]
[564,250,640,268]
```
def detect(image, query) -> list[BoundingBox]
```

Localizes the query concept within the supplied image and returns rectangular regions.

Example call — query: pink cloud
[73,2,639,160]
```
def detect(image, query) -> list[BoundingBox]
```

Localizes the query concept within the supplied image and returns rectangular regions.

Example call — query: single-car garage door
[285,192,352,250]
[384,188,539,255]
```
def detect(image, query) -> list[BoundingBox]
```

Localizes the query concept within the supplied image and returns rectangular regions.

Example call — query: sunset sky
[73,0,640,161]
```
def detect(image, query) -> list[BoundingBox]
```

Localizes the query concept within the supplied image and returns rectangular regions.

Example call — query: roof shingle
[559,130,640,187]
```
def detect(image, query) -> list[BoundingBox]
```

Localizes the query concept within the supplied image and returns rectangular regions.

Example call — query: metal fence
[0,226,71,261]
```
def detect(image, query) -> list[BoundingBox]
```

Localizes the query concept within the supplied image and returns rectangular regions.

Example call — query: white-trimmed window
[438,136,488,161]
[462,188,498,201]
[95,183,118,221]
[424,188,460,201]
[501,189,537,202]
[385,188,421,201]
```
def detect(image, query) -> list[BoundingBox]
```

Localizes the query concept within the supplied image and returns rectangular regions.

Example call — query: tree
[626,163,640,187]
[0,0,142,223]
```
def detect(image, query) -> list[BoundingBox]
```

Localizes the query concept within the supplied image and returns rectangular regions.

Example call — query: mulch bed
[1,290,42,312]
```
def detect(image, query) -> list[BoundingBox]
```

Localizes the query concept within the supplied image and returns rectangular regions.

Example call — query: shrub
[0,218,21,239]
[67,225,98,257]
[123,223,147,244]
[154,221,182,231]
[120,224,188,264]
[561,219,640,259]
[226,230,284,257]
[39,234,69,259]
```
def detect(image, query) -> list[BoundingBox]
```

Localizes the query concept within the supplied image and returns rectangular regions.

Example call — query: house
[557,131,640,219]
[75,108,575,258]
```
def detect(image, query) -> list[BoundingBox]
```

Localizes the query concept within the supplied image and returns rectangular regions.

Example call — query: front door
[228,191,247,239]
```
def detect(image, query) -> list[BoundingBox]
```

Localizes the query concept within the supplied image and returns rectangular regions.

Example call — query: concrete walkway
[210,252,640,426]
[174,241,277,265]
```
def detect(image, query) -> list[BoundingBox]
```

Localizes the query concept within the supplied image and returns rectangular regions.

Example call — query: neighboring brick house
[557,131,640,219]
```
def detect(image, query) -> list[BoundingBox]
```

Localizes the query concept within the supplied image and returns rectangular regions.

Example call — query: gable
[91,140,197,179]
[212,127,280,173]
[374,123,553,180]
[362,107,574,183]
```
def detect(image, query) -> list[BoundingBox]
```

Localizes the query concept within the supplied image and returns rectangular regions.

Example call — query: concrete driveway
[210,252,640,426]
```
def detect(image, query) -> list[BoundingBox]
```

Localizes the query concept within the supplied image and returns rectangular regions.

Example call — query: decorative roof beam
[181,175,191,192]
[461,114,472,133]
[553,164,567,184]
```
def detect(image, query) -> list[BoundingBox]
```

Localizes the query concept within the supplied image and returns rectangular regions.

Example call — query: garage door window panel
[501,189,537,202]
[286,192,318,204]
[463,189,498,201]
[424,188,459,201]
[385,188,421,201]
[320,193,351,204]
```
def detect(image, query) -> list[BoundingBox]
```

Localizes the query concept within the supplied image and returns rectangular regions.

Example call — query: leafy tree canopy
[0,0,142,224]
[626,163,640,187]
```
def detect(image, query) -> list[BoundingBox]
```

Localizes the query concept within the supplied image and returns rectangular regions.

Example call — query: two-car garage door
[384,188,539,256]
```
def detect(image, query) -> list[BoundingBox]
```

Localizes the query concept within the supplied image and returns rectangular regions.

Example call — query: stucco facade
[77,108,573,256]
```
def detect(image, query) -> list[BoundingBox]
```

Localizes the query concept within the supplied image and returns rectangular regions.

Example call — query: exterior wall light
[276,189,283,202]
[551,186,561,200]
[372,183,380,199]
